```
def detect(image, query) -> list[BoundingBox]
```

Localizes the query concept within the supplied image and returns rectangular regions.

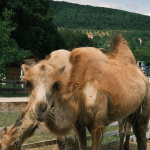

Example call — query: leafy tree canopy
[52,1,150,30]
[134,41,150,64]
[0,9,30,79]
[0,0,63,59]
[58,28,93,50]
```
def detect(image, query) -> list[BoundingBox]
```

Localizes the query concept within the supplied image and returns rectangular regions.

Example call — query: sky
[53,0,150,16]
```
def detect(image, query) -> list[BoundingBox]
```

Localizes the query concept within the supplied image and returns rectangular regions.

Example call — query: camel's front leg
[73,121,86,150]
[91,125,105,150]
[57,136,66,150]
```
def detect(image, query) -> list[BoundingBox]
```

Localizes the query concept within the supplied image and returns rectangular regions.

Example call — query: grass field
[0,112,119,145]
[1,112,149,150]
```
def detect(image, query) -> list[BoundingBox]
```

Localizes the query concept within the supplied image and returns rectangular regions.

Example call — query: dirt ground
[28,141,150,150]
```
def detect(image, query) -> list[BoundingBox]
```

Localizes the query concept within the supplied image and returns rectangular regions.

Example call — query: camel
[0,50,71,150]
[21,33,150,150]
[0,103,39,150]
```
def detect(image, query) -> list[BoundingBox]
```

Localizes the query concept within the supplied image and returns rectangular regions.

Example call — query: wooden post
[0,80,1,94]
[20,69,24,88]
[13,77,16,93]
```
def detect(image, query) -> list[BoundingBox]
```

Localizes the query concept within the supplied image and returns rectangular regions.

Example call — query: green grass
[0,113,123,146]
[25,133,57,144]
[106,125,118,132]
[0,112,21,127]
[103,135,119,143]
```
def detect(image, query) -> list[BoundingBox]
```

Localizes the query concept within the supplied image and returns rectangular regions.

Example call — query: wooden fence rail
[0,80,26,92]
[140,66,150,77]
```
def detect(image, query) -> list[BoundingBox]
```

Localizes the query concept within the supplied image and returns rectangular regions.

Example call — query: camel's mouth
[33,100,49,122]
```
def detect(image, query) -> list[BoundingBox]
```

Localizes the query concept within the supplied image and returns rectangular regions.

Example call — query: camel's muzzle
[33,101,48,122]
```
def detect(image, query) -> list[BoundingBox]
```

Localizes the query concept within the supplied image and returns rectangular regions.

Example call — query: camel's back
[69,47,109,85]
[69,47,138,86]
[46,49,71,78]
[68,46,147,100]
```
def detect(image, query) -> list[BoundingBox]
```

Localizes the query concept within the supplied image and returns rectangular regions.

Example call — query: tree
[134,41,150,63]
[0,9,30,79]
[58,28,93,50]
[0,0,63,59]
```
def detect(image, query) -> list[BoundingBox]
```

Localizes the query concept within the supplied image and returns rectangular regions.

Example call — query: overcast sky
[54,0,150,16]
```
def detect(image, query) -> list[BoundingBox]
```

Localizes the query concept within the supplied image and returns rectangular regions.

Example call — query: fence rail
[140,66,150,76]
[0,65,149,93]
[0,80,26,92]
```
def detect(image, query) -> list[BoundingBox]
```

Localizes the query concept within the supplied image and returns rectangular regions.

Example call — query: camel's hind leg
[124,121,131,150]
[119,119,126,150]
[129,114,149,150]
[119,119,131,150]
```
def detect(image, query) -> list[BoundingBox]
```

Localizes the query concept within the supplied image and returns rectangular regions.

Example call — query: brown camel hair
[22,34,150,150]
[100,46,133,150]
[0,50,71,150]
[0,102,39,150]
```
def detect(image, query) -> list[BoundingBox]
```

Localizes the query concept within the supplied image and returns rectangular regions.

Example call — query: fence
[0,99,150,149]
[0,80,26,93]
[140,66,150,77]
[0,66,150,93]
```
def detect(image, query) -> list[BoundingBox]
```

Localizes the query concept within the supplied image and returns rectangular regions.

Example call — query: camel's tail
[109,33,136,64]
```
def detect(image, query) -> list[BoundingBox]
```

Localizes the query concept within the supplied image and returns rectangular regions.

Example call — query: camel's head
[0,127,21,150]
[22,61,65,121]
[22,50,70,122]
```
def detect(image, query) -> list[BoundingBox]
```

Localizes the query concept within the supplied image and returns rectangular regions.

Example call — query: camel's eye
[25,81,32,89]
[52,81,60,91]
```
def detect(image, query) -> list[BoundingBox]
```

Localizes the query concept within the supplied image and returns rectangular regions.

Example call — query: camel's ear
[22,64,30,74]
[12,139,19,149]
[1,127,7,137]
[57,65,66,75]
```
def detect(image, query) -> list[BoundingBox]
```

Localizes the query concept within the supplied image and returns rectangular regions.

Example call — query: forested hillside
[52,1,150,30]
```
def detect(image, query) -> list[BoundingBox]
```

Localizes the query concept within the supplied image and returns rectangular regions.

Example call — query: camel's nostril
[39,103,47,112]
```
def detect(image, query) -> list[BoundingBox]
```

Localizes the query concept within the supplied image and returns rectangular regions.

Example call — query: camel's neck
[21,109,39,143]
[9,105,39,145]
[44,90,79,135]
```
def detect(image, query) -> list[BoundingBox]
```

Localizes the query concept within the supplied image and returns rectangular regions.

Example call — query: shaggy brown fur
[99,46,132,150]
[22,34,150,150]
[0,49,71,150]
[0,103,39,150]
[109,33,136,64]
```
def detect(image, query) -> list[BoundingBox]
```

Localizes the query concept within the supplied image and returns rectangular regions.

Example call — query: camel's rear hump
[109,33,136,64]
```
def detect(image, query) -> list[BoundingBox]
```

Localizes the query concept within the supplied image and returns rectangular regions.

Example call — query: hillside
[51,1,150,30]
